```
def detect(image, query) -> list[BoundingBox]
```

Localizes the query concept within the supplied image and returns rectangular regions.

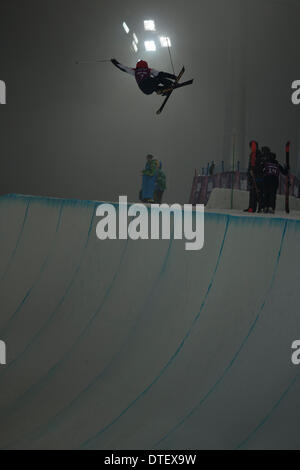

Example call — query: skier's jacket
[142,159,158,177]
[155,161,166,191]
[111,59,160,89]
[263,157,287,179]
[248,149,264,179]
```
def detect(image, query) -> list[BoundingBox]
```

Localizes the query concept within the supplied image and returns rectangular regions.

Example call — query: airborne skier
[111,58,177,95]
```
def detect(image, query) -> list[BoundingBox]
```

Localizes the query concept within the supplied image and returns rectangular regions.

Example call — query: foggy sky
[0,0,300,203]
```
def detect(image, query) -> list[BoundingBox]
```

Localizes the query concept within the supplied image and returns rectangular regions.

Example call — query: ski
[285,141,291,214]
[156,66,185,115]
[159,79,194,95]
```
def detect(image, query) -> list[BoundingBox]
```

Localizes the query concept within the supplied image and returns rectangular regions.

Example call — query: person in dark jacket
[262,152,288,214]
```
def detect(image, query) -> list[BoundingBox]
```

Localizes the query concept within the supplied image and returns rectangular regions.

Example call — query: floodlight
[123,22,130,34]
[144,40,156,52]
[133,33,138,44]
[132,41,138,53]
[160,36,171,48]
[144,20,156,31]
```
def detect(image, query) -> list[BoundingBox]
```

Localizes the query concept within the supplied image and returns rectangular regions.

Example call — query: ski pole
[167,39,176,76]
[75,59,111,65]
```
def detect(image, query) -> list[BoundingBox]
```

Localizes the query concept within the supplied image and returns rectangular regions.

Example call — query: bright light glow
[144,20,156,31]
[160,36,171,48]
[133,33,138,44]
[123,22,130,34]
[132,41,138,53]
[144,40,156,52]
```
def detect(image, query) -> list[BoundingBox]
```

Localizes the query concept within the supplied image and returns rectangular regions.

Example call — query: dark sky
[1,0,300,203]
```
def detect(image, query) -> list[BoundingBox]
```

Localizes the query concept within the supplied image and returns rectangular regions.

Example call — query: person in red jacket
[244,141,264,213]
[111,58,177,95]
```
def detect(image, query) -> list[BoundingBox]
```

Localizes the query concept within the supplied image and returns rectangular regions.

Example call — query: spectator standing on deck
[262,152,288,214]
[154,161,166,204]
[244,141,264,213]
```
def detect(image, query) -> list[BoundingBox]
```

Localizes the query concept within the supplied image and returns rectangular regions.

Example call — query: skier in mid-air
[111,58,177,96]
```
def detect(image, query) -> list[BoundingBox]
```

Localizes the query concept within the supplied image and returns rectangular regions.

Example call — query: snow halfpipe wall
[0,194,300,450]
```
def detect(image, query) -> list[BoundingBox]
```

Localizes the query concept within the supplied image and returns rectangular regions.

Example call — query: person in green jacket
[139,154,159,202]
[154,160,166,204]
[142,154,158,177]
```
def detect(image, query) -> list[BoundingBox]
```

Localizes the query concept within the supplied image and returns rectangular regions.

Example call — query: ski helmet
[136,60,148,69]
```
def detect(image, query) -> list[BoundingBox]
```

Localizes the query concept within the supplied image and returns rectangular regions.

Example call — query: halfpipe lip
[2,193,300,223]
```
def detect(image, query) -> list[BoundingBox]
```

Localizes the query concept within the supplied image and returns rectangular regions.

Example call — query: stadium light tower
[122,19,172,57]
